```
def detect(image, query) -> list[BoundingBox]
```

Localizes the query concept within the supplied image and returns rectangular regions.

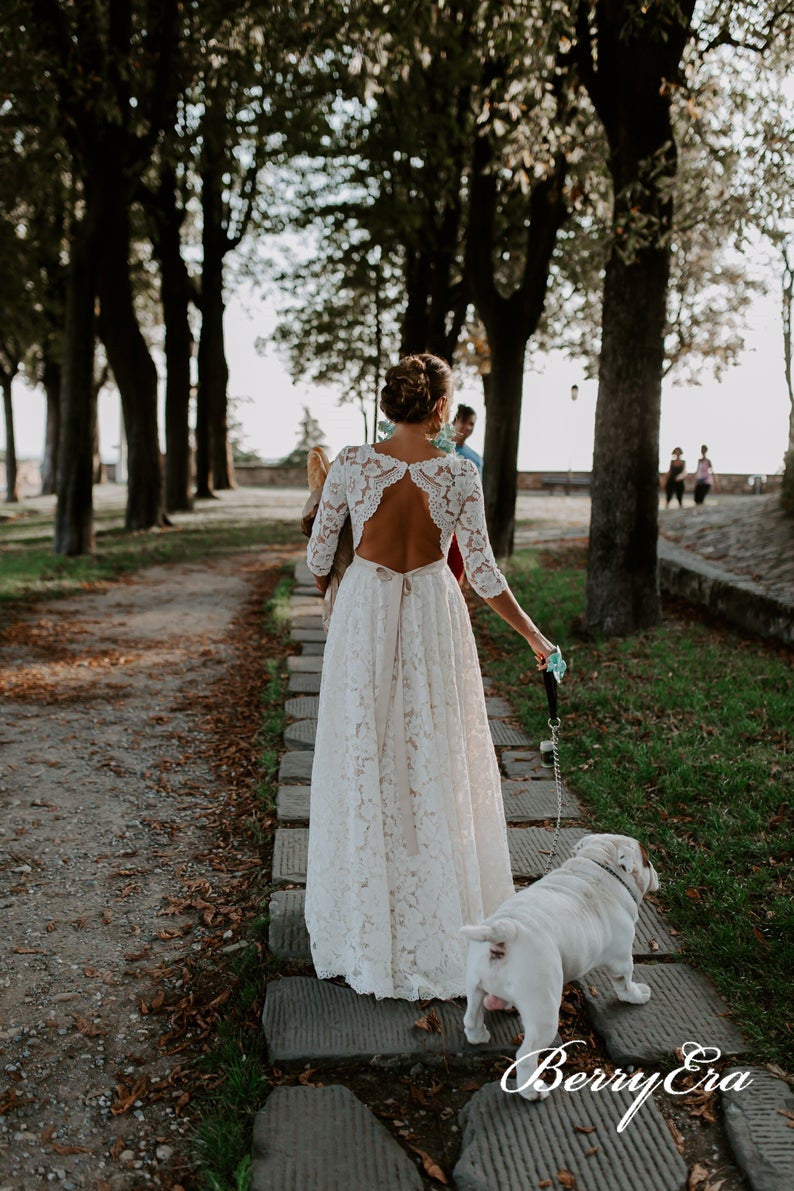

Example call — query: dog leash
[542,659,564,875]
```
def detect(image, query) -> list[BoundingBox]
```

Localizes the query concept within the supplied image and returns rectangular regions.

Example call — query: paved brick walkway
[253,562,793,1190]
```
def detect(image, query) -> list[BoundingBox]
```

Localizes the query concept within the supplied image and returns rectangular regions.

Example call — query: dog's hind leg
[463,983,490,1044]
[512,1002,560,1102]
[604,954,651,1004]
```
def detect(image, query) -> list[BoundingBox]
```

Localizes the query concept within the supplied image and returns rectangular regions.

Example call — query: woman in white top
[305,353,555,1000]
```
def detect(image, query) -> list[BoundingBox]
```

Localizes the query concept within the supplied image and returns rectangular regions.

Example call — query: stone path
[253,562,793,1190]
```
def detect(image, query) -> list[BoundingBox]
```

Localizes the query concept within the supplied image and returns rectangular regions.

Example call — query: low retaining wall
[658,540,793,647]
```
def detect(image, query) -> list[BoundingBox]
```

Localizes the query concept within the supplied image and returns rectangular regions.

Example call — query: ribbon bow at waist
[354,554,447,856]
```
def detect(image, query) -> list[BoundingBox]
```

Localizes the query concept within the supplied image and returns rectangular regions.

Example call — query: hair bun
[380,354,453,425]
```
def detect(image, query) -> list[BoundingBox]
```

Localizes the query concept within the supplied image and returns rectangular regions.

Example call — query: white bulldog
[460,833,659,1100]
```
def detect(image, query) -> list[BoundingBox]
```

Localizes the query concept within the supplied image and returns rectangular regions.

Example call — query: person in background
[693,445,717,506]
[452,404,482,472]
[448,404,482,581]
[664,447,687,507]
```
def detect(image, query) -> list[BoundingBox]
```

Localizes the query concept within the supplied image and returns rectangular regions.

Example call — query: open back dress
[305,443,515,1000]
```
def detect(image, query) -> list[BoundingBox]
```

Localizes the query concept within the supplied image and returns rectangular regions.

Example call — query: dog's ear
[615,843,635,875]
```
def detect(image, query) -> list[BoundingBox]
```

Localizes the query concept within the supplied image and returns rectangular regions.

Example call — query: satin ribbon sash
[351,554,447,856]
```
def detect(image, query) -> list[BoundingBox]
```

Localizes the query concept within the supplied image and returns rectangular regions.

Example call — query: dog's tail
[460,918,519,946]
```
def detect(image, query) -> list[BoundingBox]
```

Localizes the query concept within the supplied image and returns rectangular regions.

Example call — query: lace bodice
[307,444,507,598]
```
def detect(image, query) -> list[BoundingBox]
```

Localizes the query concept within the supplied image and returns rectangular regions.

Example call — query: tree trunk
[41,355,61,495]
[54,208,97,555]
[578,0,695,635]
[154,173,194,513]
[2,375,19,503]
[97,195,164,530]
[481,326,525,557]
[585,241,668,633]
[199,148,233,493]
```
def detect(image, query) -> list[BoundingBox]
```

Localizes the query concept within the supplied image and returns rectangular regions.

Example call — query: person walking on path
[664,447,687,507]
[304,353,556,1001]
[693,445,717,505]
[447,404,482,581]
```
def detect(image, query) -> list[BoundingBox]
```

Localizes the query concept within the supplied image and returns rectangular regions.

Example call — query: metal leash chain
[542,714,564,875]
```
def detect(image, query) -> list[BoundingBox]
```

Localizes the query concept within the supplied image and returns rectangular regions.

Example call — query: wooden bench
[540,475,591,492]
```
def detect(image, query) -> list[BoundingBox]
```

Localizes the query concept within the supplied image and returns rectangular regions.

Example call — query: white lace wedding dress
[304,444,515,1000]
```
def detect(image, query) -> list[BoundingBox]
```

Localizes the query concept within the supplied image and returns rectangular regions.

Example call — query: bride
[305,353,555,1001]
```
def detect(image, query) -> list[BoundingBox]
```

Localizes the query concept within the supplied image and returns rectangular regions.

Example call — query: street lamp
[567,385,579,493]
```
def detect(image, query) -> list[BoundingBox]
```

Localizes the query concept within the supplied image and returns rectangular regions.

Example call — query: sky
[4,279,791,479]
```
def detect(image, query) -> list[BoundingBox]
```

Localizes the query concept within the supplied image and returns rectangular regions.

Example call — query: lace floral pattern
[304,561,515,1000]
[307,445,508,598]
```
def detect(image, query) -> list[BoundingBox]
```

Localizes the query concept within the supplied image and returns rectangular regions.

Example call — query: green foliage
[475,549,793,1063]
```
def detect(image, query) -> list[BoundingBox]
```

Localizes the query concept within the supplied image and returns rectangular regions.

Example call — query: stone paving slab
[284,719,317,751]
[272,826,591,885]
[291,627,327,643]
[501,749,550,779]
[287,671,322,693]
[284,695,321,719]
[454,1081,687,1191]
[251,1085,424,1191]
[266,887,677,965]
[269,889,312,960]
[633,901,680,958]
[272,829,310,884]
[490,721,532,747]
[289,605,325,624]
[293,584,320,597]
[300,641,325,656]
[286,654,324,673]
[276,786,311,821]
[485,696,514,717]
[507,827,587,877]
[262,976,525,1064]
[722,1067,794,1191]
[501,780,581,821]
[578,964,749,1065]
[289,615,325,634]
[294,560,314,582]
[278,752,314,784]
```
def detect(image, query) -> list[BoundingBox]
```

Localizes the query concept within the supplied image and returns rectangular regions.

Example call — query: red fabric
[447,534,464,582]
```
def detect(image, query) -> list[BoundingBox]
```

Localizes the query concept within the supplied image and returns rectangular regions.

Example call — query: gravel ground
[0,552,280,1190]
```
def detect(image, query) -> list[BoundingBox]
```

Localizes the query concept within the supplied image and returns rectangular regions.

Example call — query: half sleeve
[307,451,349,577]
[455,462,508,598]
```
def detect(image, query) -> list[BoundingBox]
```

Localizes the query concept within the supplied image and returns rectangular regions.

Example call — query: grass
[473,550,793,1067]
[190,577,292,1191]
[0,519,303,606]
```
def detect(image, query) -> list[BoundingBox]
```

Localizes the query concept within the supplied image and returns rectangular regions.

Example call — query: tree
[280,406,328,467]
[27,0,181,551]
[575,0,793,635]
[574,0,697,635]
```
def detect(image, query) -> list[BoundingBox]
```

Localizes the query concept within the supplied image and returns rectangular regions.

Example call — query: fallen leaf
[557,1170,576,1188]
[409,1145,448,1184]
[585,1146,598,1157]
[413,1008,442,1034]
[538,1182,552,1189]
[73,1015,107,1037]
[688,1163,710,1190]
[52,1142,91,1155]
[40,1124,56,1144]
[573,1124,594,1133]
[13,947,43,955]
[666,1119,685,1155]
[110,1136,125,1160]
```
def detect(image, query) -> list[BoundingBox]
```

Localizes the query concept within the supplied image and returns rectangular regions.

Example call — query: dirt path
[0,550,291,1190]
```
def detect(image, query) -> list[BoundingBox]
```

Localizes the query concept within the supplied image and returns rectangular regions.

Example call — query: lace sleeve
[307,451,349,576]
[456,462,508,598]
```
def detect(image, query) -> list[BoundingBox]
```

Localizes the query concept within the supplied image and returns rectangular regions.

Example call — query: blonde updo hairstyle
[380,353,453,430]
